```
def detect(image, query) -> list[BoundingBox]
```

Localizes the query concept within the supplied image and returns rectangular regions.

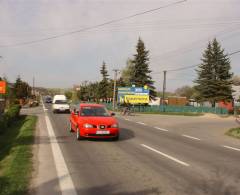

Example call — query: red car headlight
[111,123,119,128]
[83,123,94,128]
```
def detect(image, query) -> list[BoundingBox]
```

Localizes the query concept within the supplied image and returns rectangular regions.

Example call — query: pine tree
[195,38,233,107]
[98,61,109,101]
[212,38,233,102]
[132,38,156,99]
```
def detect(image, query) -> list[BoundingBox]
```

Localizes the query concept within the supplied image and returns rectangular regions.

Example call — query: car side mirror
[72,108,79,115]
[74,110,79,115]
[111,112,115,116]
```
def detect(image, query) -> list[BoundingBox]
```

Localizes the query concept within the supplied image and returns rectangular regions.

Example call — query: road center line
[222,145,240,152]
[141,144,190,167]
[154,127,169,132]
[136,121,146,125]
[182,134,201,141]
[43,103,77,195]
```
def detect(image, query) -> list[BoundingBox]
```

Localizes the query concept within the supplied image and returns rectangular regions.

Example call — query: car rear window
[55,100,67,104]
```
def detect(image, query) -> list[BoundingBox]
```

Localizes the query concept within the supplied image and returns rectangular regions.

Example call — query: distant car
[52,95,70,113]
[69,103,119,140]
[45,96,52,103]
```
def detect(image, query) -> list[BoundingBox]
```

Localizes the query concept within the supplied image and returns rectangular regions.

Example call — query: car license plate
[96,130,110,135]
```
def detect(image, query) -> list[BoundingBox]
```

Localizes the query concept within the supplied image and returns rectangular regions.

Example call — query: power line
[229,50,240,56]
[154,48,240,74]
[151,25,240,62]
[0,0,187,48]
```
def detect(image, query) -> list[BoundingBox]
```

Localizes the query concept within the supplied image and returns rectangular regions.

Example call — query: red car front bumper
[81,128,119,139]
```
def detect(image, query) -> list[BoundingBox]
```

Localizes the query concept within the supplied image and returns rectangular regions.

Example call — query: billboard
[118,86,149,104]
[0,81,6,94]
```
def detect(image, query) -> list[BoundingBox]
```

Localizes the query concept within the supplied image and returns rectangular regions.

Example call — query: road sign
[0,81,6,94]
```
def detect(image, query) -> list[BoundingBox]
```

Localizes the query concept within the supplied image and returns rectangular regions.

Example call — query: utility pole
[112,69,120,111]
[162,70,167,105]
[32,76,35,96]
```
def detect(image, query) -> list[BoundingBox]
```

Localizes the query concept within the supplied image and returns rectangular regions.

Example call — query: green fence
[103,103,228,115]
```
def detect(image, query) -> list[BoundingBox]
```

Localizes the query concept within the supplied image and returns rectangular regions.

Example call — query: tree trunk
[212,101,216,108]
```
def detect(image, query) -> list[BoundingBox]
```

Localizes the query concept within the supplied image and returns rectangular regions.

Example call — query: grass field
[0,115,37,195]
[226,127,240,139]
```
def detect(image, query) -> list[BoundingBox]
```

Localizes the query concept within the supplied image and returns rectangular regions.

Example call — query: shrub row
[0,104,21,133]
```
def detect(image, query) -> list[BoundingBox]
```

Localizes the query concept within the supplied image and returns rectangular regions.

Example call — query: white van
[52,95,70,113]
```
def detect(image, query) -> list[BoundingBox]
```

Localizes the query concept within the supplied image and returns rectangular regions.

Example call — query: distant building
[73,85,80,91]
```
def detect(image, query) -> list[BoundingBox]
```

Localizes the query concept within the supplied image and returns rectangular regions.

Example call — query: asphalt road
[39,102,240,195]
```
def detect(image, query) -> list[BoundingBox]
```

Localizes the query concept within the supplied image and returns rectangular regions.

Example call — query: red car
[69,103,119,140]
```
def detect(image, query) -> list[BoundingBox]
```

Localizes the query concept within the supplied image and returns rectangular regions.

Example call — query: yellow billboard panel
[124,95,149,104]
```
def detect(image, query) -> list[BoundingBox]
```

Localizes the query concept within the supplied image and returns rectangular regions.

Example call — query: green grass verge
[135,111,204,116]
[226,127,240,139]
[0,115,37,195]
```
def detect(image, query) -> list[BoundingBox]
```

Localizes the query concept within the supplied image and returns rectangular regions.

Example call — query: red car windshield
[80,106,110,117]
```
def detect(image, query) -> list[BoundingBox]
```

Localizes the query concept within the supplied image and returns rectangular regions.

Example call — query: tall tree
[132,38,156,99]
[175,85,196,99]
[65,91,73,100]
[77,81,89,101]
[121,58,135,86]
[14,76,31,99]
[98,61,109,101]
[88,82,100,102]
[195,38,233,106]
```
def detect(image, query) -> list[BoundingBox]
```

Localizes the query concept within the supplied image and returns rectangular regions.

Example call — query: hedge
[0,104,21,133]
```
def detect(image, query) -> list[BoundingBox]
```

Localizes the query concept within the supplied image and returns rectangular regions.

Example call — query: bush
[0,104,21,134]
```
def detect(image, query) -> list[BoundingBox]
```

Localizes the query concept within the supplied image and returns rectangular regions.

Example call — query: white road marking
[125,118,131,121]
[41,97,47,112]
[182,134,201,141]
[43,103,77,195]
[154,127,169,132]
[141,144,190,167]
[136,121,146,125]
[222,145,240,152]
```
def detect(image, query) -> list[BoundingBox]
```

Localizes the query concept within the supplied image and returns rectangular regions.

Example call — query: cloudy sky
[0,0,240,91]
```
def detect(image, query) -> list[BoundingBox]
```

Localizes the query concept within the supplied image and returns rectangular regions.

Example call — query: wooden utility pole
[162,70,167,105]
[33,76,35,96]
[112,69,120,110]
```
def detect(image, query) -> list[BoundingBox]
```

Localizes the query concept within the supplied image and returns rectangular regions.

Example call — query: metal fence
[103,103,228,115]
